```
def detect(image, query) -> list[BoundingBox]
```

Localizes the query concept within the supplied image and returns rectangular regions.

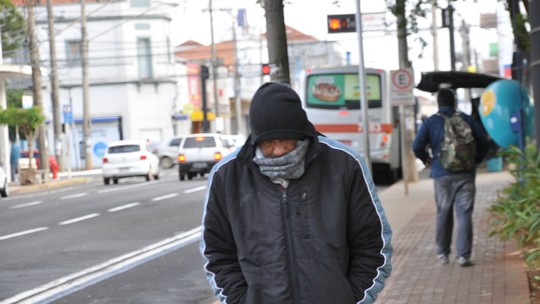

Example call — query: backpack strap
[436,112,448,119]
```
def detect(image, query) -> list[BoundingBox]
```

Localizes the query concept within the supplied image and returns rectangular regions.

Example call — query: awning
[416,71,502,92]
[190,110,215,122]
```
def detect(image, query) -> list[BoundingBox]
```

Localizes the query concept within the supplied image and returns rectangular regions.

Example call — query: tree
[0,0,26,59]
[0,106,45,169]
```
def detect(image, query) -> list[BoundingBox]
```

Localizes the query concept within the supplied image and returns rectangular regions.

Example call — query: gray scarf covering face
[253,139,310,181]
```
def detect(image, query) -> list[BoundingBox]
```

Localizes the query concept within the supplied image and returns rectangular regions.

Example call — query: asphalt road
[0,167,392,304]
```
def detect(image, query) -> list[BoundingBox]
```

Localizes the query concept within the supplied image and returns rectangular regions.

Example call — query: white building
[12,0,180,169]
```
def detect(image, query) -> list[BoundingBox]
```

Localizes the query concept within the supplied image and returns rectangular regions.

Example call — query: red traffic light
[327,14,356,33]
[261,63,271,75]
[328,18,342,31]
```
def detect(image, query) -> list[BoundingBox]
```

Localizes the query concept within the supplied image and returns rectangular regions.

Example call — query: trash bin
[487,156,503,172]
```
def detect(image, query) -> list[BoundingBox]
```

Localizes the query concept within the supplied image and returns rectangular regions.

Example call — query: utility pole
[46,0,63,172]
[531,0,540,148]
[232,19,245,136]
[81,0,92,169]
[27,0,50,180]
[395,0,418,192]
[208,0,220,120]
[431,0,439,71]
[447,4,456,71]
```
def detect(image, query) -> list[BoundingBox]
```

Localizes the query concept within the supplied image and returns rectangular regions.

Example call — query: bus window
[306,73,382,109]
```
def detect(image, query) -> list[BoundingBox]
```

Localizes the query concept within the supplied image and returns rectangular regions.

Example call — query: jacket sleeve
[412,122,431,164]
[200,172,247,304]
[347,158,393,304]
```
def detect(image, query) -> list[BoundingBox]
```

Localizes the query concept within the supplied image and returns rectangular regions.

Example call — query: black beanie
[437,88,456,107]
[249,82,313,145]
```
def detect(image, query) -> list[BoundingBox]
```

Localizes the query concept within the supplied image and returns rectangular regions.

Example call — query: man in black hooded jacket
[200,82,393,304]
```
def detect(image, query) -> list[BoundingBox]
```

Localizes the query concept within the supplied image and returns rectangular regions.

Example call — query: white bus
[299,66,402,183]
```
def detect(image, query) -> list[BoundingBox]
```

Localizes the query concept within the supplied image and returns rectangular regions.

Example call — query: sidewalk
[8,169,101,195]
[376,169,531,304]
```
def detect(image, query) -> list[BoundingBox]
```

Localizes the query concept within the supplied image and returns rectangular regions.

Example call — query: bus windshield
[306,73,382,109]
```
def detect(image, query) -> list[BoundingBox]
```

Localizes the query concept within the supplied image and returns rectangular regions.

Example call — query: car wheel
[160,157,173,169]
[179,170,185,181]
[0,178,9,197]
[188,172,194,180]
[104,177,110,185]
[154,173,159,180]
[113,177,119,184]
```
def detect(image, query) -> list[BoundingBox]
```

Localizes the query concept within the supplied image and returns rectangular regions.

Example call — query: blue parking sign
[63,105,73,124]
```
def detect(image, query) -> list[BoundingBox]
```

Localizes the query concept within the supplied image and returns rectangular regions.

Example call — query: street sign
[63,105,73,124]
[390,68,415,106]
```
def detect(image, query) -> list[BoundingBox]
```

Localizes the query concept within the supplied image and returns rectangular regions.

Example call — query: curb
[9,177,94,195]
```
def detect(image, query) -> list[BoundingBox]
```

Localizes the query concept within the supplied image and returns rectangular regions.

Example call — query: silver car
[155,136,184,168]
[0,166,9,197]
[102,139,160,185]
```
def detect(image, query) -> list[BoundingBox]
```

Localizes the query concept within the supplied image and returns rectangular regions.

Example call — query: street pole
[232,20,245,136]
[354,0,372,176]
[27,0,50,180]
[531,0,540,148]
[81,0,92,169]
[46,0,64,172]
[448,4,456,71]
[431,0,439,71]
[208,0,220,120]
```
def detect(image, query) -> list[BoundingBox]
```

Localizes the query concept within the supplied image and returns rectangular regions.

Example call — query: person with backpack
[412,88,488,267]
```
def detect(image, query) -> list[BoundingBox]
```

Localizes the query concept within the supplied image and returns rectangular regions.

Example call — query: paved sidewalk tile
[376,172,530,304]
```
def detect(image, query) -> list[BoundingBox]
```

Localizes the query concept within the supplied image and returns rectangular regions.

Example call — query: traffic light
[261,63,270,75]
[327,14,356,33]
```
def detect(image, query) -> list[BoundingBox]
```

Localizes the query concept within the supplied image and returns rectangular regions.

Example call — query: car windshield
[184,137,216,148]
[108,145,141,153]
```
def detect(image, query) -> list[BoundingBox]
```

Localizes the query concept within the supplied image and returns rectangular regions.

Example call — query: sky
[171,0,511,79]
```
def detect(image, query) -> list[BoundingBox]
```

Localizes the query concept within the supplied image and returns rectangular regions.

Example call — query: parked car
[177,133,234,181]
[155,136,184,168]
[0,166,9,197]
[102,139,160,185]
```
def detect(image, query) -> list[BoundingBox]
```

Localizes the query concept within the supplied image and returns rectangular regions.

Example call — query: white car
[0,166,9,197]
[102,139,160,185]
[177,133,235,181]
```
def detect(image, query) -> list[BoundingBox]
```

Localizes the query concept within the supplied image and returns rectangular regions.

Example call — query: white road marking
[60,192,89,200]
[151,193,179,201]
[108,202,141,212]
[0,227,49,241]
[58,213,100,225]
[183,185,207,193]
[98,182,157,194]
[9,201,43,209]
[2,226,202,303]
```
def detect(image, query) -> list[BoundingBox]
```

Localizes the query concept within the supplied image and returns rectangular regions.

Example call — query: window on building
[137,38,153,79]
[65,40,82,67]
[131,0,150,7]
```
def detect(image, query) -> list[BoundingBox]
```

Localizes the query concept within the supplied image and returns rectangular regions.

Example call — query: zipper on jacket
[281,191,300,303]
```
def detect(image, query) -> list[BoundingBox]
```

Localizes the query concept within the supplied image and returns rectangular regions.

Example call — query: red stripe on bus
[314,124,361,133]
[314,123,394,134]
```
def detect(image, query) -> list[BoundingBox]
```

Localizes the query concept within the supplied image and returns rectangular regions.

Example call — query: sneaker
[437,254,449,264]
[458,257,472,267]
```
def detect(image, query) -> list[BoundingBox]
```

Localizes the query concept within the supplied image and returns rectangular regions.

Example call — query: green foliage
[0,0,26,59]
[6,89,24,108]
[0,106,45,142]
[489,140,540,270]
